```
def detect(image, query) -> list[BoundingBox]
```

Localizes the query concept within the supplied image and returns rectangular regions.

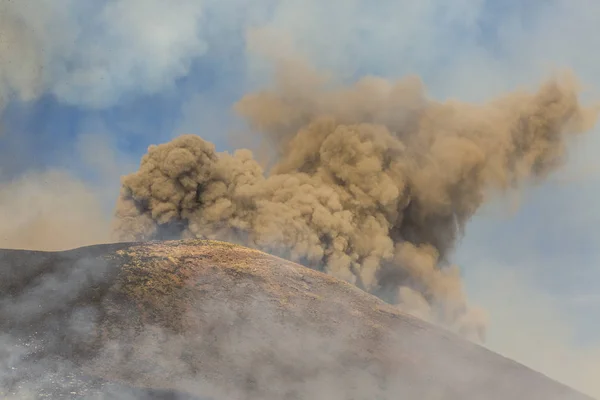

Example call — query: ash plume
[112,63,598,340]
[0,0,207,108]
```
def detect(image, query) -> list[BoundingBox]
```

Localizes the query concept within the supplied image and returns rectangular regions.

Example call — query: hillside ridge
[0,239,593,399]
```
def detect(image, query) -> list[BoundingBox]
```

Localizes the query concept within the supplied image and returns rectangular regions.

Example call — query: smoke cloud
[0,170,111,251]
[112,60,598,340]
[0,133,133,251]
[2,1,600,396]
[0,0,207,108]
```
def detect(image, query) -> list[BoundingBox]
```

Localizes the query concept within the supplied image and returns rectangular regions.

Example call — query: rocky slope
[0,240,593,399]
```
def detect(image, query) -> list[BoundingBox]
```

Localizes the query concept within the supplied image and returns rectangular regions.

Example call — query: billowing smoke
[0,0,207,108]
[112,63,597,340]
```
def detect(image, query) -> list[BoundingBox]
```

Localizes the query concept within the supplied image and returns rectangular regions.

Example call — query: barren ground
[0,240,592,399]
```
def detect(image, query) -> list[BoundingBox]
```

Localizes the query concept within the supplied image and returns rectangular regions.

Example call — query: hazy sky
[1,0,599,396]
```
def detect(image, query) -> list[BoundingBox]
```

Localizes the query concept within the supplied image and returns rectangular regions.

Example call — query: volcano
[0,240,592,399]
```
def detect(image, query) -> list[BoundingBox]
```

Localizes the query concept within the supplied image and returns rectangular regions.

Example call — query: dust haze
[0,132,130,252]
[2,0,600,397]
[112,58,598,342]
[0,170,111,251]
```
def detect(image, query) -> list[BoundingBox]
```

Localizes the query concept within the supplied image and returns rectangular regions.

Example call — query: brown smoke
[112,63,598,341]
[0,170,112,251]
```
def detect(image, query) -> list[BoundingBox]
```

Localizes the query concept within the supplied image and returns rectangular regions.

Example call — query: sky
[1,0,600,397]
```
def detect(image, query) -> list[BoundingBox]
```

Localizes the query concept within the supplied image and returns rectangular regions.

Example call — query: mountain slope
[0,240,592,399]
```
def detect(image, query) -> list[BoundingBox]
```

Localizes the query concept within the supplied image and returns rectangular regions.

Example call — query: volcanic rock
[0,240,592,399]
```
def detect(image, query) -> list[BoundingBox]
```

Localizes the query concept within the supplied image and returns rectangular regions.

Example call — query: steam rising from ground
[112,63,598,340]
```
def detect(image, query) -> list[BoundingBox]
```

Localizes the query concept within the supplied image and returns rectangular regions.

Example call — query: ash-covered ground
[0,240,593,399]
